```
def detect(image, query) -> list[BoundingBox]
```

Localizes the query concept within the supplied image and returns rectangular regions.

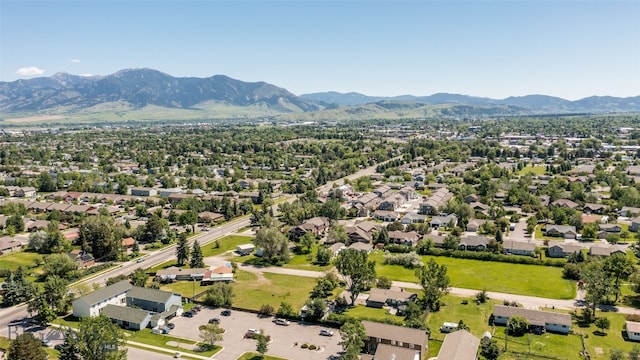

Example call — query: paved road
[238,263,640,315]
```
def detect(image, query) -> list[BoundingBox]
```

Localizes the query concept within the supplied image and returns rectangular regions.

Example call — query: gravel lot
[169,307,342,360]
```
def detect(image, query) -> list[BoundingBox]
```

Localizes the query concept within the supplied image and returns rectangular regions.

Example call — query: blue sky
[1,0,639,100]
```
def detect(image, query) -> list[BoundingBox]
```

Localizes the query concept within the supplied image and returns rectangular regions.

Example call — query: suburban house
[373,185,392,199]
[419,188,452,215]
[236,243,255,255]
[626,321,640,341]
[388,231,422,247]
[348,242,373,253]
[436,330,480,360]
[156,267,208,282]
[345,220,381,244]
[372,210,400,222]
[129,187,157,197]
[598,223,622,233]
[201,265,235,284]
[630,217,640,232]
[68,250,95,268]
[589,244,626,257]
[544,225,577,239]
[72,280,133,317]
[198,211,225,224]
[378,194,405,211]
[583,203,606,214]
[459,235,491,251]
[366,288,417,309]
[361,321,428,360]
[492,305,571,334]
[328,242,346,258]
[502,240,536,256]
[424,233,446,248]
[547,242,583,258]
[466,219,488,233]
[0,236,23,255]
[401,213,426,225]
[289,217,331,239]
[430,214,458,229]
[551,199,580,209]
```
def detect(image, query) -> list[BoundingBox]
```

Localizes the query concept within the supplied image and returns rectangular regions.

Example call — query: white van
[440,322,459,333]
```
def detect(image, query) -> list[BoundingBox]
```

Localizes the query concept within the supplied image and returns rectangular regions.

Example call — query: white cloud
[16,66,46,76]
[70,59,81,63]
[79,73,93,77]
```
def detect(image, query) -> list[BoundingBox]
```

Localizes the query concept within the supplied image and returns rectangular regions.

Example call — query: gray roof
[437,330,480,360]
[362,320,427,347]
[373,343,421,360]
[493,305,571,327]
[74,280,132,308]
[101,304,151,325]
[127,286,175,304]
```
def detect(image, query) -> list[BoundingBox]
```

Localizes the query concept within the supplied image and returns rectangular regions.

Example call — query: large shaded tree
[2,266,37,306]
[335,248,376,305]
[80,216,121,260]
[339,319,367,360]
[253,226,289,264]
[7,333,47,360]
[415,258,450,311]
[70,315,128,360]
[176,233,190,266]
[603,253,635,302]
[190,240,205,268]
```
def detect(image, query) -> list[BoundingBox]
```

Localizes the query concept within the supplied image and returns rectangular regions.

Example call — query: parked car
[221,309,232,316]
[41,339,52,347]
[183,311,194,317]
[319,329,334,337]
[192,305,202,312]
[273,318,290,326]
[245,328,263,339]
[208,318,220,324]
[166,323,175,329]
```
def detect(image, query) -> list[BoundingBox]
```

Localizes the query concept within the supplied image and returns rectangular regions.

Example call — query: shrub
[416,247,565,267]
[308,344,317,350]
[507,316,529,336]
[301,343,309,349]
[385,244,412,253]
[383,251,423,268]
[259,304,275,316]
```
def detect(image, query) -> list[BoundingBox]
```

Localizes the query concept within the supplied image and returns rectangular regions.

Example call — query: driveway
[169,307,342,360]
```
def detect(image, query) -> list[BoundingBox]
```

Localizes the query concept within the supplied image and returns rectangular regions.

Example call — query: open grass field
[202,235,254,258]
[231,270,315,311]
[0,250,43,271]
[370,252,576,299]
[161,280,210,299]
[517,165,547,176]
[284,245,333,272]
[343,305,403,324]
[126,328,221,357]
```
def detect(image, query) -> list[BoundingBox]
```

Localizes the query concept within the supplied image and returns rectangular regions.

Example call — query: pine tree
[176,233,190,266]
[190,240,204,268]
[7,333,47,360]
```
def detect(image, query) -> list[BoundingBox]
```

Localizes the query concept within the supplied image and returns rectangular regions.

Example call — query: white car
[273,318,290,326]
[320,328,334,337]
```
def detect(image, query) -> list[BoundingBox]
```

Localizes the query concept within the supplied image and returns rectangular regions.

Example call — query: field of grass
[202,235,254,257]
[232,270,315,311]
[517,165,547,176]
[0,250,43,271]
[161,280,210,299]
[236,352,287,360]
[370,252,576,299]
[343,305,403,324]
[284,245,333,272]
[126,328,221,357]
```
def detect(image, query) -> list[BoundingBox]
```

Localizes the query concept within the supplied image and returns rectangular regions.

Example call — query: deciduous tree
[339,319,366,360]
[198,323,224,348]
[253,226,289,264]
[335,248,376,305]
[415,258,450,311]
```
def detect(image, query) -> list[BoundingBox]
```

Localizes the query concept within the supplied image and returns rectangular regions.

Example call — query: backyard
[231,270,315,311]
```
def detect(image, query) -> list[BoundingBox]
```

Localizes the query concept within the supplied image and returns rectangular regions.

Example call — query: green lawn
[161,281,210,299]
[236,352,287,360]
[232,270,315,311]
[517,165,547,176]
[0,250,43,271]
[126,329,221,357]
[284,245,333,272]
[343,305,404,325]
[202,235,254,257]
[370,252,576,299]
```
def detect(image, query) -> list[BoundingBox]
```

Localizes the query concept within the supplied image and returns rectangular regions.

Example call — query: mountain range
[1,68,639,121]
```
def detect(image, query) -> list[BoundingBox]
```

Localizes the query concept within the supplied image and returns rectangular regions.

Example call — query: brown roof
[437,330,480,360]
[367,288,415,303]
[362,321,428,347]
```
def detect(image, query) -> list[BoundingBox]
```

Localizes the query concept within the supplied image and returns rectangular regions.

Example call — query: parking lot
[169,307,342,360]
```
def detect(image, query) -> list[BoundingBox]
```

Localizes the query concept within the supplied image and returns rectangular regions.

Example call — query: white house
[627,321,640,341]
[237,243,255,255]
[72,280,133,317]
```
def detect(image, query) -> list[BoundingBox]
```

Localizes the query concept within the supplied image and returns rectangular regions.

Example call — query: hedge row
[417,247,566,267]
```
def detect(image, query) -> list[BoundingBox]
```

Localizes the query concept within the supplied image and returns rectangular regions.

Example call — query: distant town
[2,114,640,360]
